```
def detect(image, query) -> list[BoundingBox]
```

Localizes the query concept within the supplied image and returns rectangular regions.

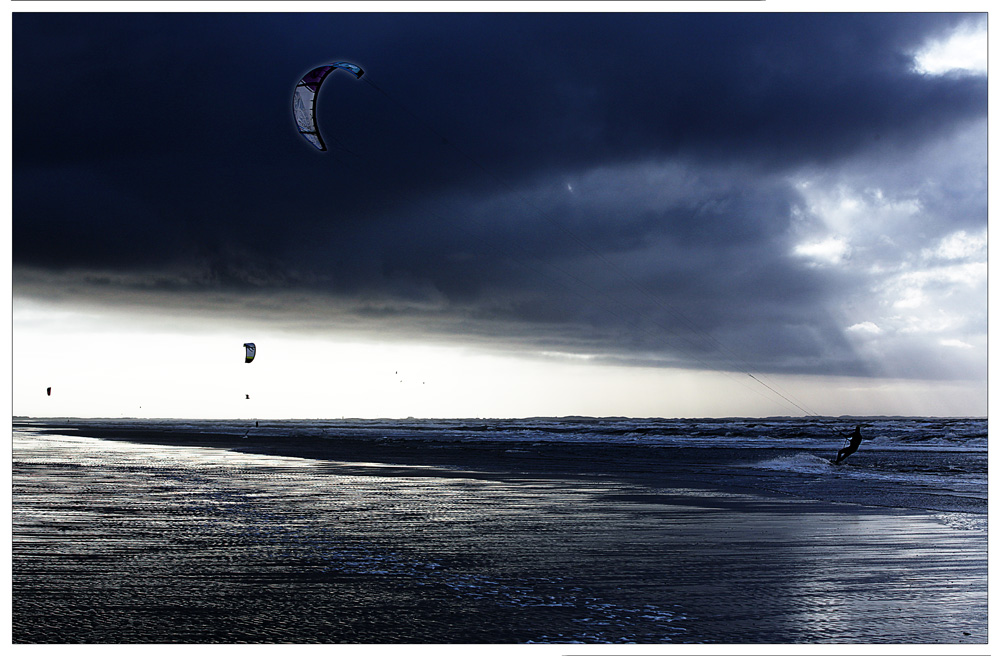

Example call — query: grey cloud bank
[13,12,987,385]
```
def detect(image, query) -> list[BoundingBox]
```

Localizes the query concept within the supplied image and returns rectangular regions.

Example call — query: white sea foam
[932,512,987,532]
[750,453,836,474]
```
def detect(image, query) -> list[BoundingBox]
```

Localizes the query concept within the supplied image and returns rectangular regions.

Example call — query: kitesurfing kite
[293,62,364,151]
[244,343,256,364]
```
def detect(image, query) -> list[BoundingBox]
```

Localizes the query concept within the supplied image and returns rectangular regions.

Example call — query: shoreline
[23,421,858,507]
[23,420,988,512]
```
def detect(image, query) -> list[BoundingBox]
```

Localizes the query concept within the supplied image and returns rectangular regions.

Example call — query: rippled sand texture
[13,429,986,643]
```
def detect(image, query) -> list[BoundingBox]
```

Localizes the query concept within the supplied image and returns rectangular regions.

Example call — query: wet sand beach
[12,420,987,644]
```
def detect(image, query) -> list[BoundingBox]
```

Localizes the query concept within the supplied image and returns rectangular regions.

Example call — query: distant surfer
[834,425,864,464]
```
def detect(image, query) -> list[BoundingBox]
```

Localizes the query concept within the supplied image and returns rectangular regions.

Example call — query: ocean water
[19,415,984,514]
[12,416,987,643]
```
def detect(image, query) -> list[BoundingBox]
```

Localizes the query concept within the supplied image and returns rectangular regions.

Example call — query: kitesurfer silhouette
[834,425,864,464]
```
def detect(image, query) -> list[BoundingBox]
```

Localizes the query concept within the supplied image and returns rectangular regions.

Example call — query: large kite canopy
[244,342,256,363]
[292,61,364,151]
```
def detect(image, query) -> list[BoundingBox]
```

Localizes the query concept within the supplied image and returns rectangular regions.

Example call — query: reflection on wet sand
[13,427,986,643]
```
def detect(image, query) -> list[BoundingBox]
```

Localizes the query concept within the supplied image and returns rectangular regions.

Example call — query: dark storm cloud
[12,12,987,378]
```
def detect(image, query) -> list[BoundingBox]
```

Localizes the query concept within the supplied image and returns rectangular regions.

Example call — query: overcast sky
[11,6,988,418]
